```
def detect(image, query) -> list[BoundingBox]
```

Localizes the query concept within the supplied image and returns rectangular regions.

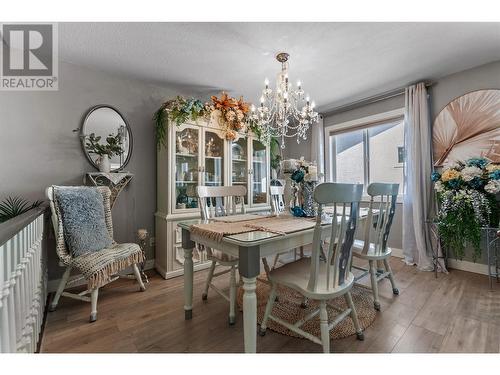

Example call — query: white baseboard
[391,247,490,276]
[447,258,490,276]
[390,247,404,259]
[47,259,156,293]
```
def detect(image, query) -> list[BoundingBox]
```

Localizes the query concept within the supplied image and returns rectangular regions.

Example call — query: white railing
[0,207,48,353]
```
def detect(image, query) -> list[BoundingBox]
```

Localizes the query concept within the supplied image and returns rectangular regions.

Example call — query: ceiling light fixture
[250,52,318,148]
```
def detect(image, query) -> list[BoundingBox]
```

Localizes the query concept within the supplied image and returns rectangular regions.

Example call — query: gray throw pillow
[55,186,113,257]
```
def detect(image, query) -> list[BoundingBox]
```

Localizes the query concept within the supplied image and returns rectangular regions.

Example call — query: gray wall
[0,61,193,279]
[285,60,500,255]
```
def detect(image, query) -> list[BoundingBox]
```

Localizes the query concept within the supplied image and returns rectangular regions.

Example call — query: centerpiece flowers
[431,157,500,260]
[286,157,321,217]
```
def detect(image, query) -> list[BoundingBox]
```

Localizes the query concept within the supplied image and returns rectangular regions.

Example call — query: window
[326,111,404,196]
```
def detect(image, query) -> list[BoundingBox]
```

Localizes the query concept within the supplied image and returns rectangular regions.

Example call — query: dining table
[177,208,372,353]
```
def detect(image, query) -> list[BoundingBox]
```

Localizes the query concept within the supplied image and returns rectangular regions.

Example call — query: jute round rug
[237,276,376,340]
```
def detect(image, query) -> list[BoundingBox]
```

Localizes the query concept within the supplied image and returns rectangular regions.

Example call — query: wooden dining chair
[259,183,365,353]
[351,183,400,311]
[196,185,246,325]
[268,185,304,270]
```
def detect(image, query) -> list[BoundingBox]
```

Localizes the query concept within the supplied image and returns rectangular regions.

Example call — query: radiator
[0,211,48,353]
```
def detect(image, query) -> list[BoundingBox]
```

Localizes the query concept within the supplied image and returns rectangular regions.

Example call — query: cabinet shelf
[233,159,247,162]
[176,181,198,184]
[176,153,197,158]
[205,156,223,159]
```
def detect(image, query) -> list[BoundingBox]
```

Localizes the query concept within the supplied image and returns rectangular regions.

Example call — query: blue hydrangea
[468,176,484,189]
[290,206,306,217]
[489,170,500,180]
[291,169,305,183]
[447,179,461,189]
[466,158,489,169]
[431,172,441,182]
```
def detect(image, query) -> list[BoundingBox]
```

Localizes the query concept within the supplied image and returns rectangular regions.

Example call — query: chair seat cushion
[71,242,144,289]
[55,186,113,257]
[269,257,354,299]
[352,240,392,260]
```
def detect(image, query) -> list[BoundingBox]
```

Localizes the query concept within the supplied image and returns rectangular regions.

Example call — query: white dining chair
[259,183,365,353]
[268,185,305,270]
[351,183,399,311]
[196,185,246,325]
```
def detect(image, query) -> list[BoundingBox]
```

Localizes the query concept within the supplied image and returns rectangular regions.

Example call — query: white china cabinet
[155,112,270,279]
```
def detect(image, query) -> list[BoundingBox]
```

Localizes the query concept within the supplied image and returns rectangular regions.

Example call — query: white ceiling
[59,23,500,111]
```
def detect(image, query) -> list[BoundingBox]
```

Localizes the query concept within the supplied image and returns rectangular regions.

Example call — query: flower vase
[302,181,317,217]
[98,155,111,173]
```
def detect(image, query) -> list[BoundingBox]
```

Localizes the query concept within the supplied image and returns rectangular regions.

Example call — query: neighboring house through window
[324,108,405,197]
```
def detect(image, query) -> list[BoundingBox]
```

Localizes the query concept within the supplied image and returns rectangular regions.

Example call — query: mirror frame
[80,104,133,172]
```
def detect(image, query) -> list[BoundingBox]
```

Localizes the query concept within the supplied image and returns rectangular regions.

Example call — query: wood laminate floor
[40,257,500,353]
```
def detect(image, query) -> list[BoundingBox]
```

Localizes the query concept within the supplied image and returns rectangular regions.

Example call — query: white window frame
[324,108,405,202]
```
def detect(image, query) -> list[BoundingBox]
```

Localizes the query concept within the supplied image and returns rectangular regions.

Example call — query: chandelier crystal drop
[250,52,318,148]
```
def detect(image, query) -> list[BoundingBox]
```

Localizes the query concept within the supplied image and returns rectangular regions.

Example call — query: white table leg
[242,276,257,353]
[182,228,195,320]
[184,248,194,320]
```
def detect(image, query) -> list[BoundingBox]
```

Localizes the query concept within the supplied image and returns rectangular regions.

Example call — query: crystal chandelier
[250,52,318,148]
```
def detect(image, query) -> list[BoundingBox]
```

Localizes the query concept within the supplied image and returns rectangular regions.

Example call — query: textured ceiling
[59,22,500,111]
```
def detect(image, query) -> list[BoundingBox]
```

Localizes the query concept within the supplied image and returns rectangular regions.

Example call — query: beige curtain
[310,115,325,177]
[402,83,434,271]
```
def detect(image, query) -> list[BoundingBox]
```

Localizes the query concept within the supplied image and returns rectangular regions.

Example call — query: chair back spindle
[307,183,363,293]
[270,185,285,215]
[360,183,399,255]
[196,185,247,220]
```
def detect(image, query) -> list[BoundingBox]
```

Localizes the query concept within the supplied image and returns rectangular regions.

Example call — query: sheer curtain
[402,83,434,271]
[310,115,325,176]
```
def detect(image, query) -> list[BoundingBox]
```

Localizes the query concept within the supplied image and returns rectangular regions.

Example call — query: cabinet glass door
[231,137,248,204]
[252,139,268,205]
[174,126,199,210]
[204,131,224,187]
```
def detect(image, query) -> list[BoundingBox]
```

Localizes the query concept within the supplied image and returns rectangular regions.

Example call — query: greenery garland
[153,96,210,149]
[154,94,276,149]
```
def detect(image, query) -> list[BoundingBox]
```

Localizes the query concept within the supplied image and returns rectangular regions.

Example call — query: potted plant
[0,196,42,223]
[85,133,124,173]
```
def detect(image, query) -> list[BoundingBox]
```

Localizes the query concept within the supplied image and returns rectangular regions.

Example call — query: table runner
[190,215,316,242]
[211,213,270,223]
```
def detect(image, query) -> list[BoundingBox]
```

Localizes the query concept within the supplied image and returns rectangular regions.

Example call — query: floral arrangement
[209,92,253,140]
[154,93,259,148]
[289,157,319,184]
[431,157,500,260]
[153,96,211,149]
[285,157,321,217]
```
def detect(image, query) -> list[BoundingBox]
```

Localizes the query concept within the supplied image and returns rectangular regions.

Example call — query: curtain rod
[321,81,434,117]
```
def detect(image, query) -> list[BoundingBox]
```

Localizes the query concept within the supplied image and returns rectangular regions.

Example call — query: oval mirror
[80,105,133,172]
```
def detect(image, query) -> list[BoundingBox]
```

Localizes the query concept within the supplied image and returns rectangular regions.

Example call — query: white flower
[461,166,482,181]
[434,181,445,193]
[443,160,460,170]
[485,180,500,194]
